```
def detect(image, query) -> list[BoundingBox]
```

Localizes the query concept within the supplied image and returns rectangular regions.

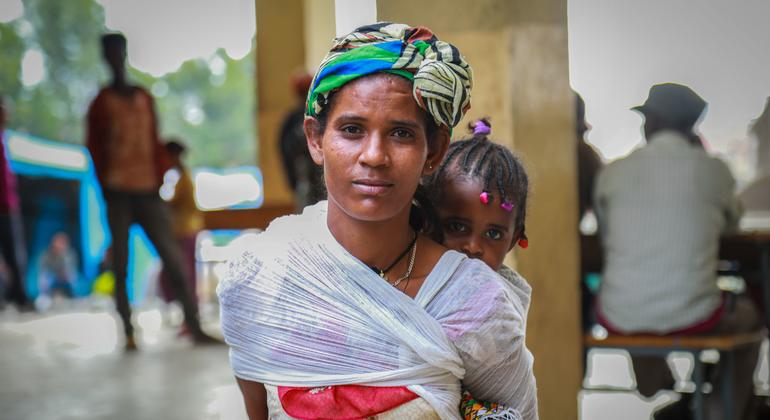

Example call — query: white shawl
[218,202,537,420]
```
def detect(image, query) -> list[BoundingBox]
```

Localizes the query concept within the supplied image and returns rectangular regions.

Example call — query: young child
[422,118,536,419]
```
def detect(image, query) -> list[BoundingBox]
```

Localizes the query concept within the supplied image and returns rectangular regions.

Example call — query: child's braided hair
[423,118,529,245]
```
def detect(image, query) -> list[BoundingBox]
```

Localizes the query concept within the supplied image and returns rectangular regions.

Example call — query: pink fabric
[440,285,501,342]
[158,235,197,303]
[596,296,726,336]
[0,131,19,213]
[277,385,419,420]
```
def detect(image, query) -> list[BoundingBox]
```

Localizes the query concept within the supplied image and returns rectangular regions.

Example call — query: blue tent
[3,129,158,301]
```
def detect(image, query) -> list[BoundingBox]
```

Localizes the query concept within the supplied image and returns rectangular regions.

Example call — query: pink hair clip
[479,191,491,204]
[473,120,491,135]
[500,202,514,212]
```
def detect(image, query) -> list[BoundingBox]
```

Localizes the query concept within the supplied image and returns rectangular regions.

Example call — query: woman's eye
[445,222,467,233]
[341,125,362,135]
[485,229,504,240]
[392,128,413,139]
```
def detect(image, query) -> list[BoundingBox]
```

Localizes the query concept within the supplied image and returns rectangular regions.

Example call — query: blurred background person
[35,232,77,311]
[0,95,29,311]
[278,71,325,211]
[575,91,603,331]
[739,97,770,211]
[86,33,216,349]
[593,83,759,420]
[575,92,603,219]
[158,139,203,336]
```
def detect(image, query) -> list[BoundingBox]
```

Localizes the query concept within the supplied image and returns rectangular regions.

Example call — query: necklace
[390,238,417,288]
[369,232,417,278]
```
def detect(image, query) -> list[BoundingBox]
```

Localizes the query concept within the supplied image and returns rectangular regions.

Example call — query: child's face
[436,176,518,270]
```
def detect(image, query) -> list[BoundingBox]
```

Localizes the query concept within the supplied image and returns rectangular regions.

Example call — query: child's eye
[485,229,504,240]
[445,221,468,233]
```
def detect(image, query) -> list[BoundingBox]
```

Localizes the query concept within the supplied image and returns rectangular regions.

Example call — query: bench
[584,330,765,420]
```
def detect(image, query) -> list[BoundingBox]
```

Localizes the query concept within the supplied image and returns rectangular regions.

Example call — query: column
[255,0,306,207]
[378,2,581,418]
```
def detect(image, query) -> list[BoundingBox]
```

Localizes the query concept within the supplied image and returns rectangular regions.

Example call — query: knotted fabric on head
[306,22,473,128]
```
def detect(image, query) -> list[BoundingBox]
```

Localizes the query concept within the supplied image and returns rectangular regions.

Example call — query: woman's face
[305,74,448,224]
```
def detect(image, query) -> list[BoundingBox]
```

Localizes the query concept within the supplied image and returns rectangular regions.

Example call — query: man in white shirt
[594,83,760,420]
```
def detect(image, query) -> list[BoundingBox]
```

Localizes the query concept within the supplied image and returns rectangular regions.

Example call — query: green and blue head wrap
[307,22,474,129]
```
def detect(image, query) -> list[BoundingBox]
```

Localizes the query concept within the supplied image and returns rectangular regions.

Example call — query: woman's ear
[304,116,324,165]
[423,126,450,175]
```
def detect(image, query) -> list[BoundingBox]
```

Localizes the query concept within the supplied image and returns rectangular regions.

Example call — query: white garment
[217,201,537,419]
[594,130,742,333]
[498,266,532,328]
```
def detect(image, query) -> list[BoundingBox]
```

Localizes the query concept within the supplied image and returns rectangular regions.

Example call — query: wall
[255,0,306,207]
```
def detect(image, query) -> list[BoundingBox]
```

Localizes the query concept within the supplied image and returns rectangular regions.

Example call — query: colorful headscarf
[306,22,473,128]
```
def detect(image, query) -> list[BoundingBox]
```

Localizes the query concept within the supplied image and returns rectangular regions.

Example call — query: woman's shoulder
[216,248,263,307]
[217,202,331,303]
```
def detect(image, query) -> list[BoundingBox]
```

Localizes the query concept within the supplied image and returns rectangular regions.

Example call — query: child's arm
[454,270,538,419]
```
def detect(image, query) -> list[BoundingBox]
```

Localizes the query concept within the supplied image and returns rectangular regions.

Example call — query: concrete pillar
[255,0,377,208]
[255,0,306,207]
[255,0,338,207]
[254,0,580,416]
[302,0,335,73]
[378,2,581,419]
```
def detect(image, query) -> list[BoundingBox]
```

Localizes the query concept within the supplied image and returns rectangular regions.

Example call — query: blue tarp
[3,129,158,302]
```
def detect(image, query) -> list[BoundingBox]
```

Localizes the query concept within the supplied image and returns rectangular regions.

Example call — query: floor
[1,298,766,420]
[0,298,248,420]
[580,339,769,420]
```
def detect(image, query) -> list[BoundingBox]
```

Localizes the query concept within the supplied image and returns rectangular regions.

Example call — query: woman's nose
[359,133,390,168]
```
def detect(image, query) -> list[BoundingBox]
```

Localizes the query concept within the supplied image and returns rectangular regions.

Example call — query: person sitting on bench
[593,83,761,420]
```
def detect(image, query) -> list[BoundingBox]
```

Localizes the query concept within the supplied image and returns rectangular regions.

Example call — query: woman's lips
[352,179,393,196]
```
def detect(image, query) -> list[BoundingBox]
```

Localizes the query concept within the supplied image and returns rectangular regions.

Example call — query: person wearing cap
[593,83,759,419]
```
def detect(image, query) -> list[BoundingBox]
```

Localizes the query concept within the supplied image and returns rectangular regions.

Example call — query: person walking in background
[158,139,203,335]
[278,72,325,211]
[0,95,30,311]
[594,83,759,420]
[86,33,217,349]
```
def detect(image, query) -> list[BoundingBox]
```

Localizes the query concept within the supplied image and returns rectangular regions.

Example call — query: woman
[219,23,537,420]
